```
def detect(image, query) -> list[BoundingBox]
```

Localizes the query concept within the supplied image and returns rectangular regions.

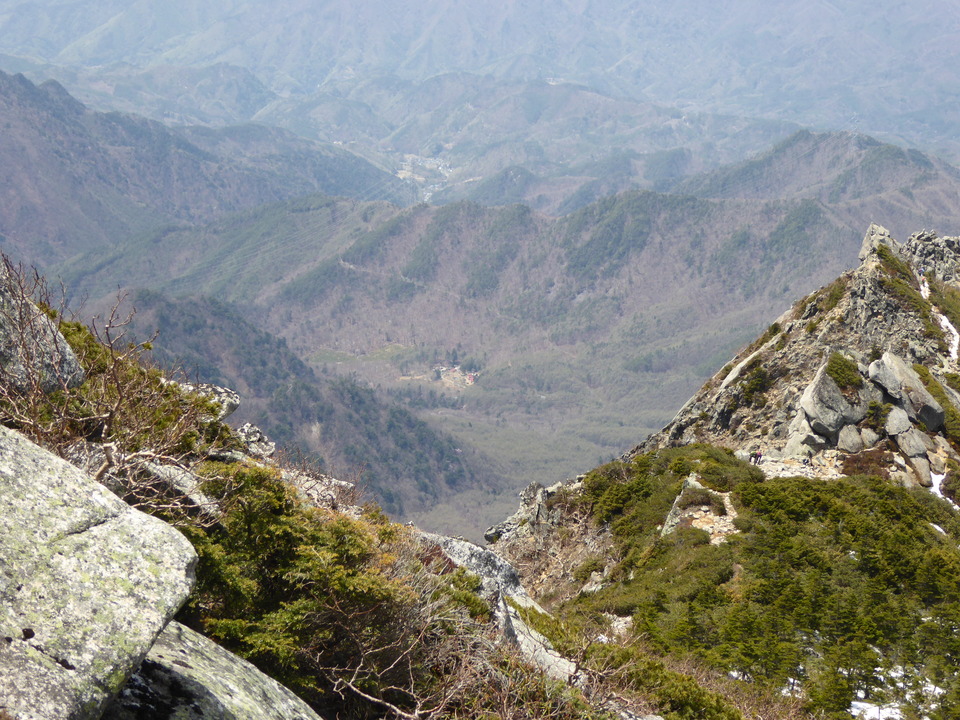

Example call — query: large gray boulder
[103,622,324,720]
[0,426,197,720]
[0,272,84,394]
[799,363,868,440]
[869,352,944,431]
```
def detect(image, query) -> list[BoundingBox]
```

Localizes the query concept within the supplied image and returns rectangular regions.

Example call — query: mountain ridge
[0,69,414,266]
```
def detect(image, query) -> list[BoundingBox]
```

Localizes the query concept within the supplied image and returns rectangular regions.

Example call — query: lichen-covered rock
[103,622,324,720]
[0,426,197,720]
[0,272,84,393]
[236,422,276,458]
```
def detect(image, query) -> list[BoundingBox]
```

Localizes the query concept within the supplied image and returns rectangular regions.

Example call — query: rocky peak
[633,224,960,495]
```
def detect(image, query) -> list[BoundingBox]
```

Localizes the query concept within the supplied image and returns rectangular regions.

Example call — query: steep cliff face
[634,224,960,495]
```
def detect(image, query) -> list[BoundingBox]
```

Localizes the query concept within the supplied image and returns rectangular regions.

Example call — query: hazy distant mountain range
[3,0,959,210]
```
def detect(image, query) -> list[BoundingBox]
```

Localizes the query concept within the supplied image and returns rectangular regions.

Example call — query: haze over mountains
[3,2,960,534]
[5,1,960,210]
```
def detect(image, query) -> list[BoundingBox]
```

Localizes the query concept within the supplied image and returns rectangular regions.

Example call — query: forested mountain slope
[126,289,509,521]
[0,70,413,266]
[2,0,958,160]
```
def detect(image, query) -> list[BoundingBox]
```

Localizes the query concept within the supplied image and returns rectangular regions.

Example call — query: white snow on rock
[931,472,959,511]
[850,700,903,719]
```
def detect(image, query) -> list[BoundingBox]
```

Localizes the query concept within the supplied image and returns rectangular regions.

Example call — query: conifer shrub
[558,451,960,719]
[573,556,607,584]
[677,487,727,515]
[825,351,862,391]
[793,276,848,323]
[863,400,892,431]
[179,462,498,717]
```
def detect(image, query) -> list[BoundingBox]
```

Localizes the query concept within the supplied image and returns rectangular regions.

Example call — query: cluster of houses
[434,364,479,388]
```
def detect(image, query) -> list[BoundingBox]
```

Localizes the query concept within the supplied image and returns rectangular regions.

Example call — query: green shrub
[573,556,607,584]
[180,464,490,716]
[677,487,727,515]
[863,400,892,431]
[825,352,862,391]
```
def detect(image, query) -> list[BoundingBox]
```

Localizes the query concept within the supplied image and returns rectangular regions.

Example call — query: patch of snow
[921,277,960,358]
[935,311,960,360]
[850,700,903,719]
[930,472,960,511]
[931,523,946,534]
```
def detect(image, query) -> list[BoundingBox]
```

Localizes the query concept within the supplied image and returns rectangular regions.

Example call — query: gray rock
[782,411,824,457]
[871,353,943,431]
[237,423,276,458]
[197,383,241,420]
[861,428,881,448]
[799,364,867,439]
[885,406,913,436]
[103,622,324,720]
[909,456,933,487]
[421,531,531,604]
[837,425,864,454]
[0,426,197,720]
[169,381,241,421]
[858,224,893,262]
[929,452,946,474]
[143,462,219,520]
[894,428,929,458]
[868,356,903,401]
[0,273,84,394]
[417,531,578,682]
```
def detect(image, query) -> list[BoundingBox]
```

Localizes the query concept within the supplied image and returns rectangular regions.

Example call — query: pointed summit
[634,224,960,495]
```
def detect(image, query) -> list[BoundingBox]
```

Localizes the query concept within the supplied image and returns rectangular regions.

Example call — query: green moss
[945,372,960,394]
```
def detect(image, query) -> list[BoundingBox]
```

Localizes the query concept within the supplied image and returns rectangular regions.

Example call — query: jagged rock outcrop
[633,225,960,489]
[103,622,324,720]
[484,479,613,602]
[418,530,578,681]
[236,422,276,458]
[0,425,197,720]
[660,475,739,544]
[0,269,84,393]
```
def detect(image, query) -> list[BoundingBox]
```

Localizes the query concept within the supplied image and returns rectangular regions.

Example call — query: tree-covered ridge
[535,445,960,719]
